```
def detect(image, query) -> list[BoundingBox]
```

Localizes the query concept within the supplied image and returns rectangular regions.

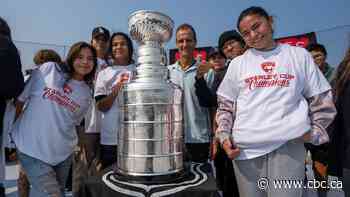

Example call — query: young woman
[12,42,97,197]
[16,49,62,197]
[95,32,135,169]
[328,47,350,196]
[216,6,336,197]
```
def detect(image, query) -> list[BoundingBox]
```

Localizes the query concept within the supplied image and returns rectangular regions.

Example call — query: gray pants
[233,138,306,197]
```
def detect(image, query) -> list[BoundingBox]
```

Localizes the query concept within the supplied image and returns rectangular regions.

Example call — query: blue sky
[2,0,350,68]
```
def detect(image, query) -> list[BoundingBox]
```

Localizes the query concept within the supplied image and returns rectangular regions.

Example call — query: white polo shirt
[13,62,92,165]
[94,64,135,145]
[217,44,331,160]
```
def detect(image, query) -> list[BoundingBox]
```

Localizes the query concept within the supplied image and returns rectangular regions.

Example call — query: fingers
[119,73,130,82]
[302,131,311,142]
[222,139,240,160]
[196,63,211,78]
[226,147,240,160]
[210,140,219,160]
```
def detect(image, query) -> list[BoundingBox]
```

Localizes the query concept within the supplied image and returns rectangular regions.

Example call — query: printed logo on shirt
[63,84,73,94]
[261,62,276,74]
[42,87,80,112]
[245,69,295,90]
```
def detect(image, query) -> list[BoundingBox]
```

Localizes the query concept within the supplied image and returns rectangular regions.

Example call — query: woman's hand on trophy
[111,73,130,96]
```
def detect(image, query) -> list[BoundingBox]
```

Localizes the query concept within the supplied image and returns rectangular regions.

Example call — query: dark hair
[0,17,11,40]
[237,6,270,32]
[33,49,62,65]
[333,47,350,100]
[176,23,197,43]
[306,43,328,57]
[65,42,97,85]
[108,32,134,65]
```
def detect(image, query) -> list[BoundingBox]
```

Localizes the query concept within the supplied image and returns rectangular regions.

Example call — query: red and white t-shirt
[94,64,135,145]
[13,62,92,165]
[217,44,331,160]
[84,58,109,134]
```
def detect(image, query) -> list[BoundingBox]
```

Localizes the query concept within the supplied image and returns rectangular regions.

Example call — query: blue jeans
[18,152,72,197]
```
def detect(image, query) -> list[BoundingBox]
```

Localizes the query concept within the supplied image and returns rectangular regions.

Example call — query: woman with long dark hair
[328,47,350,196]
[94,32,135,169]
[12,42,97,196]
[216,6,336,197]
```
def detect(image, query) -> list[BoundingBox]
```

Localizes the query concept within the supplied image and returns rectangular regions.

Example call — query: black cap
[218,30,245,57]
[92,26,110,40]
[207,47,222,59]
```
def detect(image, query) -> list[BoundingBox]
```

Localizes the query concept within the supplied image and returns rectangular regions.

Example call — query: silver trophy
[116,10,184,181]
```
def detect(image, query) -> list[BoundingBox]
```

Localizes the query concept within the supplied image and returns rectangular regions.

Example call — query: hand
[314,161,327,178]
[111,73,130,95]
[222,139,240,160]
[118,72,130,84]
[196,61,211,79]
[210,138,219,160]
[302,131,311,142]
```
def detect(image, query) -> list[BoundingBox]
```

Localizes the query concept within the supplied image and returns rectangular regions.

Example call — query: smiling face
[209,53,226,71]
[239,14,275,50]
[91,34,108,58]
[72,47,95,81]
[111,35,130,64]
[176,28,196,59]
[310,50,326,67]
[222,39,244,59]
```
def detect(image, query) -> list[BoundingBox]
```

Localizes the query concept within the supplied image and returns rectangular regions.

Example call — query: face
[222,40,244,59]
[239,14,275,50]
[111,35,129,62]
[72,47,95,80]
[310,50,326,67]
[176,28,196,59]
[209,54,226,71]
[91,35,108,57]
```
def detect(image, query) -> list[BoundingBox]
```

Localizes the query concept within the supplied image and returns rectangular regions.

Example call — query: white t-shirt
[217,44,331,160]
[13,62,92,165]
[84,58,109,134]
[94,64,135,145]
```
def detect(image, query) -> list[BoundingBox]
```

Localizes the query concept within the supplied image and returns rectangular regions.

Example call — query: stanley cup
[116,11,184,179]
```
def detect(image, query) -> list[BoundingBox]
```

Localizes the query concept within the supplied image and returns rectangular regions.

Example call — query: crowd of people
[0,5,349,197]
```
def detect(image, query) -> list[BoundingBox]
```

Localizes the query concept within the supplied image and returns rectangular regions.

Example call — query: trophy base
[112,165,190,184]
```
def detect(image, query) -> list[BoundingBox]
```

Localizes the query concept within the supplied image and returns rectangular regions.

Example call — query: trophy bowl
[128,10,174,44]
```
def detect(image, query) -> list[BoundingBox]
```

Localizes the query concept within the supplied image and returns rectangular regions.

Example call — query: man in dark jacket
[195,30,245,197]
[0,17,24,196]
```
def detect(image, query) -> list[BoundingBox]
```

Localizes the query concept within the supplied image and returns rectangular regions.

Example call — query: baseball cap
[92,26,110,40]
[208,47,223,59]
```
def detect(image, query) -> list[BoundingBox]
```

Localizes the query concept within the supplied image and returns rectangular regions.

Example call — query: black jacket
[194,68,228,108]
[0,35,24,135]
[328,81,350,177]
